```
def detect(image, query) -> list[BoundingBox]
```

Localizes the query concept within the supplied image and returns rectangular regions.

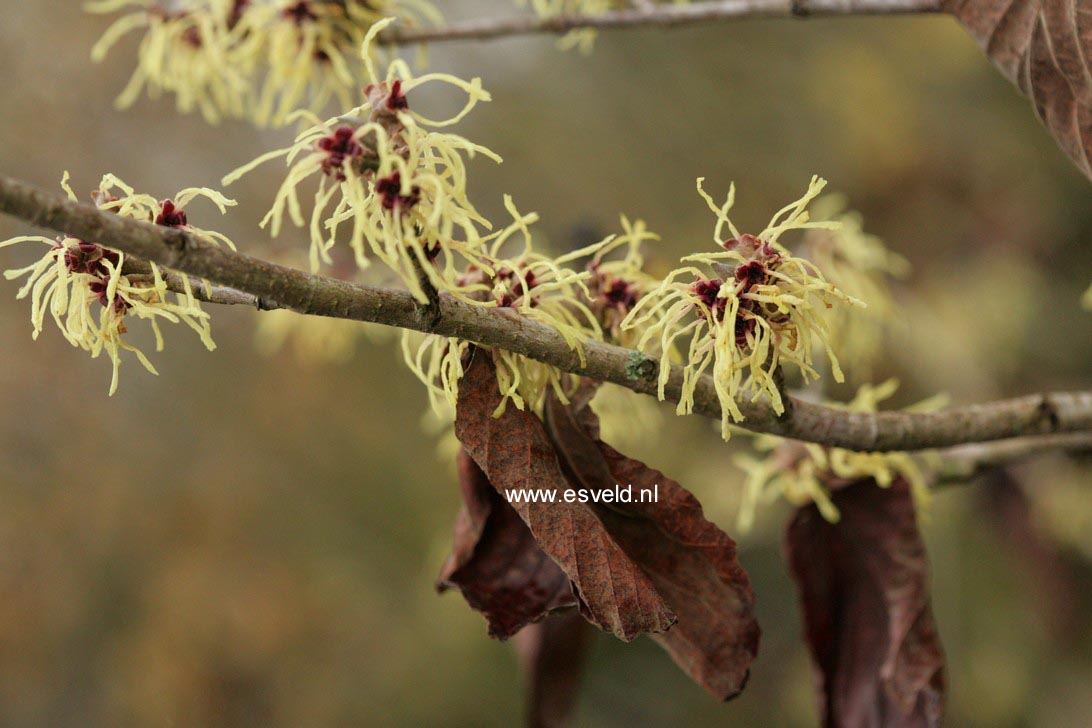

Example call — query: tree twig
[380,0,942,46]
[933,433,1092,486]
[122,258,273,309]
[1,173,1088,452]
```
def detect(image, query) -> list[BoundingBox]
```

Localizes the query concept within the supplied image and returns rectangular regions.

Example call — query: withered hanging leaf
[543,394,760,701]
[944,0,1092,180]
[785,479,945,728]
[438,449,577,639]
[454,349,676,641]
[512,611,594,728]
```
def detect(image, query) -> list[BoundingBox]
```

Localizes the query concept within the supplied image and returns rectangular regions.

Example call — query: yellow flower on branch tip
[88,1,443,126]
[733,379,944,531]
[88,0,250,124]
[249,1,381,127]
[404,197,615,419]
[0,173,234,394]
[241,1,442,127]
[224,17,497,302]
[621,176,864,440]
[82,172,239,249]
[583,215,661,347]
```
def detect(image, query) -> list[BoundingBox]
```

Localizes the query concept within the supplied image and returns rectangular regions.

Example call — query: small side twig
[122,259,275,309]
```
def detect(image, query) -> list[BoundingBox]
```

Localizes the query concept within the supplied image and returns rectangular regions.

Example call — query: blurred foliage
[0,0,1090,725]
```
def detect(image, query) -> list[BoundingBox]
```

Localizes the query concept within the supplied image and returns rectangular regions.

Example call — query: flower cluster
[403,197,615,418]
[88,0,440,126]
[222,21,664,421]
[0,0,1007,553]
[582,215,660,347]
[732,380,942,530]
[225,19,497,303]
[622,176,863,440]
[0,173,234,394]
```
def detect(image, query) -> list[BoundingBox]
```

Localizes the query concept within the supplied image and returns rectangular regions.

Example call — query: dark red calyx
[316,125,364,181]
[282,1,318,24]
[375,170,421,212]
[155,199,188,228]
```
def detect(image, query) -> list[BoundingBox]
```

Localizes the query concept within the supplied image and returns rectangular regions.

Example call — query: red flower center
[316,126,364,181]
[604,278,638,310]
[282,1,318,24]
[495,267,538,308]
[155,200,188,228]
[690,277,729,323]
[734,260,767,291]
[375,171,421,213]
[61,241,120,277]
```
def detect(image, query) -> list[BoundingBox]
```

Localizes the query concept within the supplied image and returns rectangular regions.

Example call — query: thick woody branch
[1,174,1089,452]
[380,0,942,45]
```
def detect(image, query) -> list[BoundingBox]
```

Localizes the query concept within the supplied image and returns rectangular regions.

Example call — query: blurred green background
[1,1,1090,725]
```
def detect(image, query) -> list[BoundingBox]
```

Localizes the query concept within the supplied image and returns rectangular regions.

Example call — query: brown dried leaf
[438,449,577,639]
[784,479,946,728]
[454,349,676,641]
[944,0,1092,179]
[544,393,760,701]
[512,611,594,728]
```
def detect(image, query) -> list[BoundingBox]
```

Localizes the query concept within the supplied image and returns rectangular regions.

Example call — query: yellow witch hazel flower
[733,379,943,531]
[621,176,864,440]
[797,195,910,380]
[403,197,613,418]
[0,173,235,394]
[88,1,441,126]
[239,1,442,127]
[247,1,387,127]
[224,18,497,302]
[89,0,251,124]
[582,215,661,347]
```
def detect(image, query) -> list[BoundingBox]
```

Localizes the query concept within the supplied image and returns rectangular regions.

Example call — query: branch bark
[933,432,1092,485]
[1,173,1089,452]
[380,0,942,46]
